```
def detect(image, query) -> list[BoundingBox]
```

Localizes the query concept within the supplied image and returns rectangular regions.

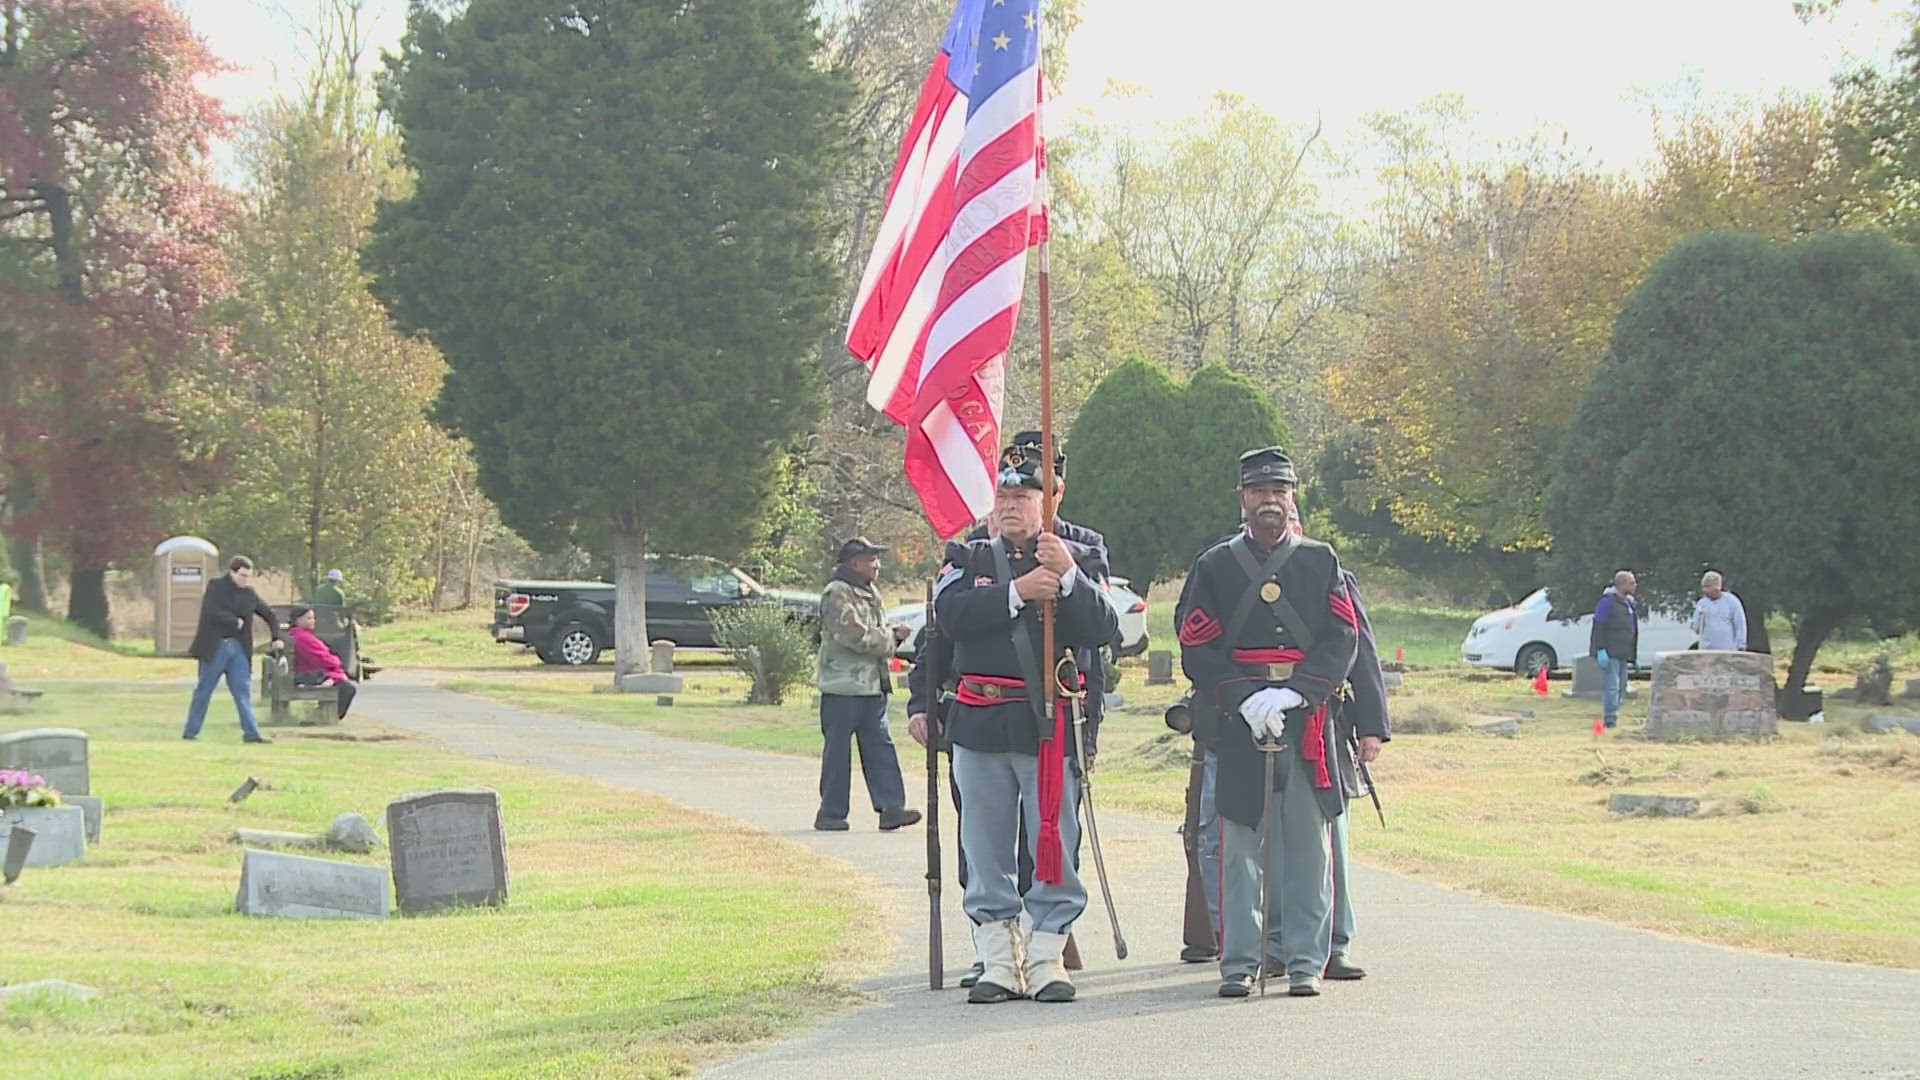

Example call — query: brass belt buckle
[1264,662,1294,681]
[980,683,1002,699]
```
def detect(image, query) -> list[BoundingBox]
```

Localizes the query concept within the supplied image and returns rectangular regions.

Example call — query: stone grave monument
[0,728,88,796]
[236,848,390,919]
[386,788,510,913]
[1647,651,1777,740]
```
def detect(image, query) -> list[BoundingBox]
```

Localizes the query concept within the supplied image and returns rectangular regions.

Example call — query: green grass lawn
[2,685,884,1079]
[0,615,195,682]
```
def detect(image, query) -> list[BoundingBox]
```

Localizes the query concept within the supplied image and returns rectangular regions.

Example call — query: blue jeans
[1601,656,1631,727]
[817,694,908,821]
[183,639,262,740]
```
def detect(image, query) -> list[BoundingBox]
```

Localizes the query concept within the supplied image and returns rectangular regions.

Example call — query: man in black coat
[935,457,1118,1004]
[908,433,1109,985]
[1179,448,1364,998]
[1176,507,1392,981]
[182,555,285,744]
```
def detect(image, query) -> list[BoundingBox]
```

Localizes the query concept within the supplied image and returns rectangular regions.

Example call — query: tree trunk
[5,535,48,613]
[610,519,652,679]
[1745,601,1772,656]
[67,567,110,639]
[1782,610,1840,696]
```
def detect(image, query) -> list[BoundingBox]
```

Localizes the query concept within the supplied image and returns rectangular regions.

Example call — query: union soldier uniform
[935,459,1119,1004]
[1179,449,1360,997]
[913,436,1108,985]
[1178,562,1393,979]
[1327,570,1390,978]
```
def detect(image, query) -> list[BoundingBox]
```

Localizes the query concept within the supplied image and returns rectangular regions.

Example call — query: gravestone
[235,848,390,919]
[4,617,25,646]
[1608,793,1701,818]
[1565,655,1603,700]
[1866,714,1920,736]
[0,805,86,866]
[619,672,683,694]
[1145,651,1175,686]
[649,640,677,674]
[1470,716,1518,738]
[0,728,88,796]
[1647,651,1777,741]
[1381,671,1405,690]
[0,980,99,1004]
[386,788,510,913]
[233,828,331,852]
[1902,679,1920,701]
[66,795,103,846]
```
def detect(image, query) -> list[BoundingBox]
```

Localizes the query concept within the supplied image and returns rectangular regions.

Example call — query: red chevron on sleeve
[1179,607,1223,647]
[1329,589,1359,630]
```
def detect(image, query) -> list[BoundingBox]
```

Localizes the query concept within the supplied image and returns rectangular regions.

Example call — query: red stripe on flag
[905,423,987,540]
[910,309,1019,426]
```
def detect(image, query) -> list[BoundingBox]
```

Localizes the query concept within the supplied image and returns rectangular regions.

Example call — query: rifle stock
[923,578,944,989]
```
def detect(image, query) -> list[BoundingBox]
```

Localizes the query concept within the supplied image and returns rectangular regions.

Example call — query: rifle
[1061,652,1128,960]
[923,578,944,990]
[1358,754,1386,828]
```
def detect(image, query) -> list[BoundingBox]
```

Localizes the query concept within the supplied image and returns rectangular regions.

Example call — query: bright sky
[183,0,1912,176]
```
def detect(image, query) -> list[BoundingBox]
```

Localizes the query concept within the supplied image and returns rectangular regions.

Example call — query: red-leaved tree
[1,0,232,635]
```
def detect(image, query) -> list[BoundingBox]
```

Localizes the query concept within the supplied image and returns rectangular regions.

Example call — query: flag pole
[1038,148,1057,745]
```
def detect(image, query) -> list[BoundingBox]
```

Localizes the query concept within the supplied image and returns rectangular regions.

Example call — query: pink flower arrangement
[0,769,61,808]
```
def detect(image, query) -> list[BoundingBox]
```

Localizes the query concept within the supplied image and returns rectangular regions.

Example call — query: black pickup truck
[491,557,819,665]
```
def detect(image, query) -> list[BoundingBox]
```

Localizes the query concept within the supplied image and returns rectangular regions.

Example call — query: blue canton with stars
[941,0,1041,112]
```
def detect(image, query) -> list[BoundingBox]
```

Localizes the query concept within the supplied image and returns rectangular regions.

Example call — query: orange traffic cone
[1593,717,1606,738]
[1532,666,1550,696]
[1395,648,1405,663]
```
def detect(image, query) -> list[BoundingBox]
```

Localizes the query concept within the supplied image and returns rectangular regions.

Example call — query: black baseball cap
[836,537,888,563]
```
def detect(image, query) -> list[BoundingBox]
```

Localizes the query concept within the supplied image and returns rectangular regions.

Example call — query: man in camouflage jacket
[815,537,922,833]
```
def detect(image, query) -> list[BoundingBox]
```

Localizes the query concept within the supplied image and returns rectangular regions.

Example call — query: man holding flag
[935,458,1117,1002]
[845,0,1064,999]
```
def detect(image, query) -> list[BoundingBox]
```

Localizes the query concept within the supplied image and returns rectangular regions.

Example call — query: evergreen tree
[1546,231,1920,695]
[1063,360,1186,586]
[367,0,850,674]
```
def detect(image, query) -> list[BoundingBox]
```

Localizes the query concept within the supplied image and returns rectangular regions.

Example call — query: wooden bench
[260,655,339,726]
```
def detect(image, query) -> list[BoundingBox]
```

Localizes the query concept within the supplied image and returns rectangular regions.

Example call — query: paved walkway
[357,681,1920,1080]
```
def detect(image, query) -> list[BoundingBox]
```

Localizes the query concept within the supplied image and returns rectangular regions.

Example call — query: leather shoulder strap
[996,539,1049,722]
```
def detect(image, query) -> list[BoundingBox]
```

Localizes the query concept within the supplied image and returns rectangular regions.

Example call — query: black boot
[878,807,922,831]
[959,961,984,989]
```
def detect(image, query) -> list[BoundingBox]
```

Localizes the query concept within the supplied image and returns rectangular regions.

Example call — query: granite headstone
[236,848,390,919]
[0,805,86,866]
[1647,651,1777,741]
[1145,650,1175,686]
[0,728,88,796]
[65,795,103,846]
[386,788,509,913]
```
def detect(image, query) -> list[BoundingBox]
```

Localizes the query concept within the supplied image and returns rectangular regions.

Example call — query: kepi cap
[1238,447,1298,487]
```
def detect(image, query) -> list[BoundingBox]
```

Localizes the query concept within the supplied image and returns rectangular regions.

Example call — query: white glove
[1238,687,1304,741]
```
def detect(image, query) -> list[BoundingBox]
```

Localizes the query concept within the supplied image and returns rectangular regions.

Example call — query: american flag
[844,0,1048,540]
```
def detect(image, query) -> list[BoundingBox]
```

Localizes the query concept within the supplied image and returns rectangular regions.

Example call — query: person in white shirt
[1692,572,1748,651]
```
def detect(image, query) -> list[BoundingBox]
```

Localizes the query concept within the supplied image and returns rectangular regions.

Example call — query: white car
[888,577,1150,660]
[1461,588,1697,676]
